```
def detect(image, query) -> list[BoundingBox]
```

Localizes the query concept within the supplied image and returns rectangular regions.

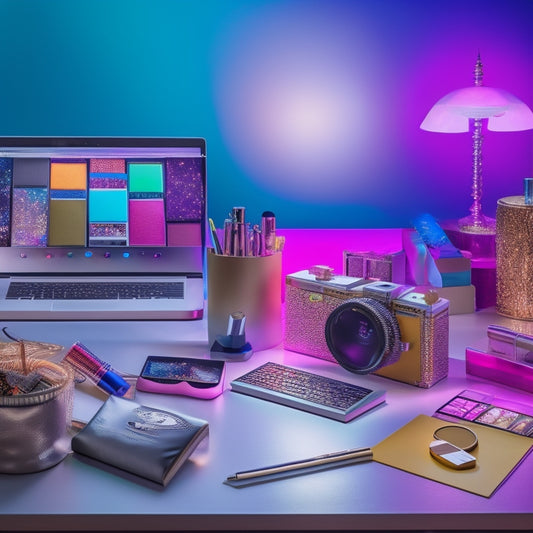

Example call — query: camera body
[284,268,449,388]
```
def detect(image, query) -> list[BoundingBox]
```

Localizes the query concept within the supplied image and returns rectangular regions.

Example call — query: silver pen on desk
[226,446,373,481]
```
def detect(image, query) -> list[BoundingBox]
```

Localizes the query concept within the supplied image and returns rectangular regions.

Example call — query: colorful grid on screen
[88,159,128,246]
[3,156,204,248]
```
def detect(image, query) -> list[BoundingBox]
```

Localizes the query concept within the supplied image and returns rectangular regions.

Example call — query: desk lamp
[420,54,533,234]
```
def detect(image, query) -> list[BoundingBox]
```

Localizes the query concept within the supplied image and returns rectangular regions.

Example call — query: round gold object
[433,425,478,452]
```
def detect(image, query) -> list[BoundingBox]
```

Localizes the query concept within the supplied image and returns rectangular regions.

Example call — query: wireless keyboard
[230,361,386,422]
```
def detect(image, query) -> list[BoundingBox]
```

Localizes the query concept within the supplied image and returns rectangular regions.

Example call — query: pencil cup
[207,250,282,352]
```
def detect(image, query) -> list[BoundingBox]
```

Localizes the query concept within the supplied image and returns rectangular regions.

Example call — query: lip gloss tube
[223,218,233,255]
[63,342,130,396]
[232,207,247,256]
[261,211,276,255]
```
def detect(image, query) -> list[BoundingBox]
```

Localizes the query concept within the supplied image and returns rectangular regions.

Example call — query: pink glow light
[277,228,404,282]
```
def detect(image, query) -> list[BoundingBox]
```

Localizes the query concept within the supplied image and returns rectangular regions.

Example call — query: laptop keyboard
[6,281,184,300]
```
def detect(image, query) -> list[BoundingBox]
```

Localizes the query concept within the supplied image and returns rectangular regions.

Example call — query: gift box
[431,285,476,314]
[434,254,472,287]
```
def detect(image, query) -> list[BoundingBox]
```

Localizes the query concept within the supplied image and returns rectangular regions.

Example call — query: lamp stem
[470,117,484,224]
[458,52,496,234]
[470,52,484,226]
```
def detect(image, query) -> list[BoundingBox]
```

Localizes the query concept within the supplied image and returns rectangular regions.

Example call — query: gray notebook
[0,137,206,320]
[71,395,209,486]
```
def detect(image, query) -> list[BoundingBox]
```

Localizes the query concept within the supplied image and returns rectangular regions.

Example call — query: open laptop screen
[0,137,206,276]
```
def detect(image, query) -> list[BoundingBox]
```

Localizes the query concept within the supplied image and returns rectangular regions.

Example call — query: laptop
[0,137,206,320]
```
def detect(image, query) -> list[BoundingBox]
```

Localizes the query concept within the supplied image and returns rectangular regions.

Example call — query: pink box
[466,347,533,394]
[128,200,166,245]
[167,222,202,246]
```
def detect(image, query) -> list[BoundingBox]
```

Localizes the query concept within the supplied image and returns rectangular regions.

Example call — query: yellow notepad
[372,414,533,498]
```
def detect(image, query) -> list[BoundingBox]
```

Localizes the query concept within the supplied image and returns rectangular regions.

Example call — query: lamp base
[458,213,496,235]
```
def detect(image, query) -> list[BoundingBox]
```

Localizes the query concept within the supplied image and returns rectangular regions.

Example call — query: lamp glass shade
[420,86,533,132]
[420,56,533,235]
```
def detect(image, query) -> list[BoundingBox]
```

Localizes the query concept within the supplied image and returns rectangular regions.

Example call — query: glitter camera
[284,266,450,388]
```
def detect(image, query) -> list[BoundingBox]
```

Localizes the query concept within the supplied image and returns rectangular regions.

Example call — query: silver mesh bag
[0,341,73,474]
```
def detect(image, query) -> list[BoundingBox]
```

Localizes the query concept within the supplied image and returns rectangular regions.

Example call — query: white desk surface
[1,307,533,532]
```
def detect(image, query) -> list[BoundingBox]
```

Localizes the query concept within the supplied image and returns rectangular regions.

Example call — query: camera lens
[325,298,402,374]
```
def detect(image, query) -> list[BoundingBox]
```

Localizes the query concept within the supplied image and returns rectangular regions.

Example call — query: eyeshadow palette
[434,389,533,437]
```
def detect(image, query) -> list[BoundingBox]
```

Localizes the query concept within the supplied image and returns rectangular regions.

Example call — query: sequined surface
[11,188,48,246]
[345,253,393,281]
[284,283,339,361]
[0,158,12,246]
[496,196,533,319]
[389,303,449,388]
[89,176,127,189]
[89,223,127,237]
[89,159,126,173]
[165,158,204,221]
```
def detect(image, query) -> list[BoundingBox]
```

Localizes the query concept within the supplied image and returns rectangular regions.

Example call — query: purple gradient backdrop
[211,0,533,228]
[0,0,531,229]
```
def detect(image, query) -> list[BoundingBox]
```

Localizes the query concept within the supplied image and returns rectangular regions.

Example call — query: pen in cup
[215,206,280,256]
[261,210,276,256]
[249,224,262,256]
[226,446,373,481]
[232,206,247,257]
[208,218,222,254]
[223,218,233,256]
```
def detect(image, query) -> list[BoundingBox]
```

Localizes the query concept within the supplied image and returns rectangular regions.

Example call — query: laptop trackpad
[51,301,129,311]
[50,300,181,311]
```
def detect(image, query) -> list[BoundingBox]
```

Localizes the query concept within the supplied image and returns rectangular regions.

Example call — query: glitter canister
[496,196,533,319]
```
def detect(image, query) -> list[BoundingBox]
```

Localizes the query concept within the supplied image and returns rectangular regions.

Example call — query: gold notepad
[372,414,533,498]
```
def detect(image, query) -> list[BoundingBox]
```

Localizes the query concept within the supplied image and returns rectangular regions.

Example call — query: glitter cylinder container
[496,195,533,319]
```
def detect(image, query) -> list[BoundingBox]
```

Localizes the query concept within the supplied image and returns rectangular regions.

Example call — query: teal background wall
[1,0,532,230]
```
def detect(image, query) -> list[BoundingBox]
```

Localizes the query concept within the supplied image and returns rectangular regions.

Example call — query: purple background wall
[1,0,531,229]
